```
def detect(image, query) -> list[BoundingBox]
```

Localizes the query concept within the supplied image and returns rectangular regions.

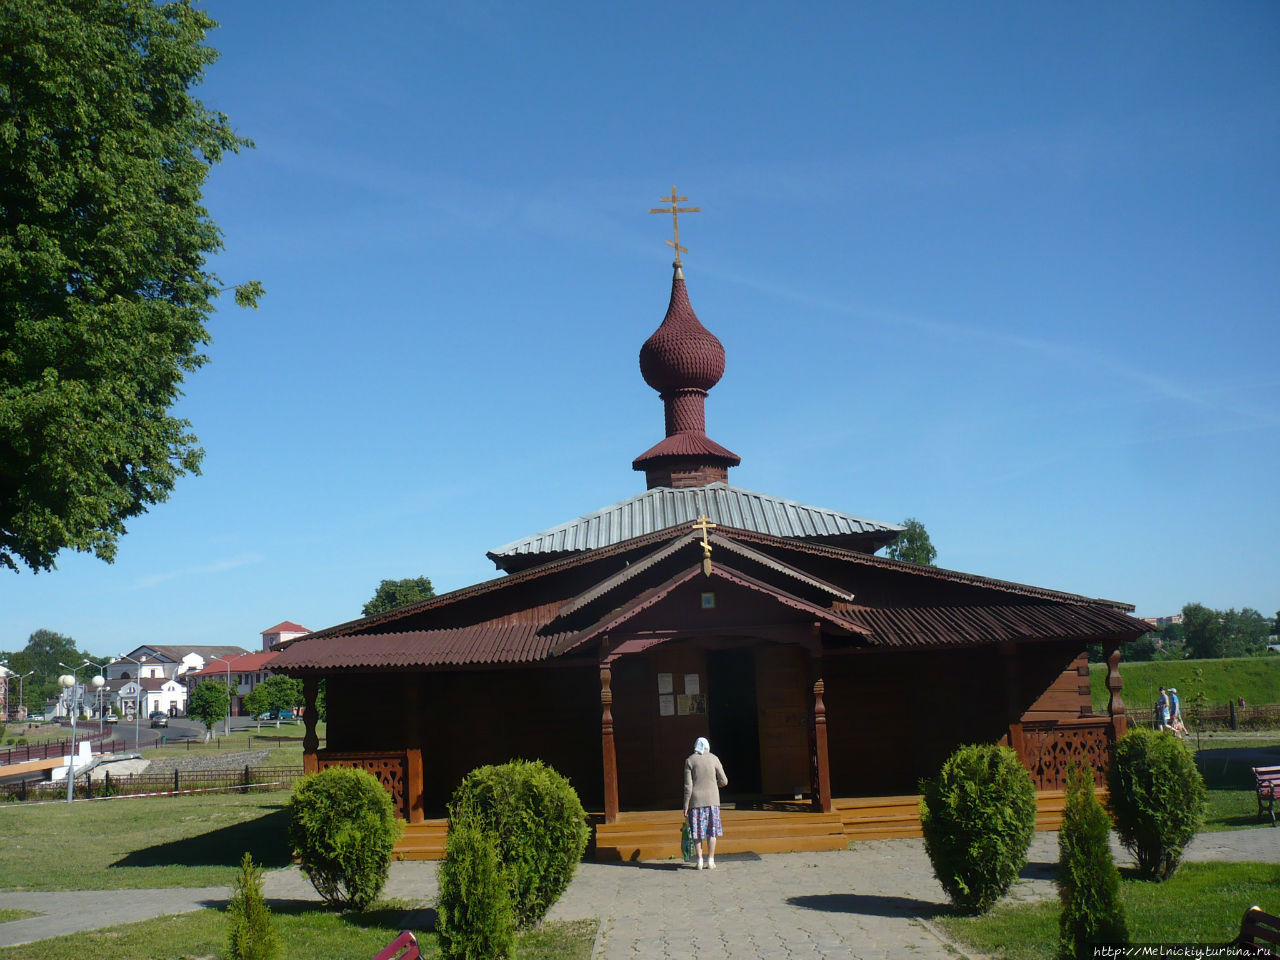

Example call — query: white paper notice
[658,694,675,716]
[684,673,700,695]
[657,673,674,695]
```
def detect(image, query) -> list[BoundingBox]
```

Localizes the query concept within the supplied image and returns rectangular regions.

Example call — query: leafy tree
[0,0,261,574]
[362,576,436,616]
[1180,603,1221,659]
[188,680,230,741]
[243,675,302,728]
[5,629,91,709]
[884,517,937,565]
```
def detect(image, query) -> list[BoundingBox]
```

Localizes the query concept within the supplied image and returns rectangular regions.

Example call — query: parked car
[149,711,168,728]
[104,713,119,723]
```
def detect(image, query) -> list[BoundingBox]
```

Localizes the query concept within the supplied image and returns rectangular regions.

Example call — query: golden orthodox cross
[692,514,717,576]
[649,186,700,265]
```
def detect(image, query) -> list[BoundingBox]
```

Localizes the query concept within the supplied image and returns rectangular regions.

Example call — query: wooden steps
[595,808,847,862]
[393,819,448,861]
[389,789,1095,861]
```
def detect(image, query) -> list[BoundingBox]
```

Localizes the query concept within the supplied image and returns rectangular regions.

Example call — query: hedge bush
[1058,765,1126,959]
[437,812,516,960]
[287,766,401,910]
[920,743,1038,913]
[227,851,280,960]
[1105,728,1206,880]
[448,759,590,928]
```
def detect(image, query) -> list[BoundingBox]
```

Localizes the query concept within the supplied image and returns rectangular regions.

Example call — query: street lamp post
[211,656,237,736]
[110,654,142,747]
[0,662,10,721]
[17,672,34,721]
[84,659,107,729]
[57,670,104,802]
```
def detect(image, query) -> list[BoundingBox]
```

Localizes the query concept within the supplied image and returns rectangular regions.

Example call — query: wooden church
[272,199,1147,859]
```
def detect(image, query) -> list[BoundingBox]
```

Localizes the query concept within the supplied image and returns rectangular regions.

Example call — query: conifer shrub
[1058,764,1127,959]
[1105,728,1206,880]
[919,743,1038,913]
[227,851,280,960]
[437,811,517,960]
[287,766,401,910]
[448,759,590,928]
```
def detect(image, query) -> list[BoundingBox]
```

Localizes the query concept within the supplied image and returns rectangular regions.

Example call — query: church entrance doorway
[707,648,762,796]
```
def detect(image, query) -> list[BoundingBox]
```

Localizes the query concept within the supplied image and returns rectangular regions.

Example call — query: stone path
[0,827,1276,955]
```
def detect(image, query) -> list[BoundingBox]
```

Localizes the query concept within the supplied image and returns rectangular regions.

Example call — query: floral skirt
[688,805,722,840]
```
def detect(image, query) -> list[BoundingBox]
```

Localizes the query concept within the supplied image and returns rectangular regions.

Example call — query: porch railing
[314,748,423,822]
[1017,717,1114,791]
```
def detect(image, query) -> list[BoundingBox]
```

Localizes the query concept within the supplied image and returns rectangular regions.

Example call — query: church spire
[632,248,741,489]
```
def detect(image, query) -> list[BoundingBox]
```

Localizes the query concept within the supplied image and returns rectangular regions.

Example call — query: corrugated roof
[842,603,1146,648]
[272,621,572,670]
[487,483,903,568]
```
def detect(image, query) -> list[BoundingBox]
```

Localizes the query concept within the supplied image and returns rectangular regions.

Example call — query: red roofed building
[184,651,282,716]
[273,250,1146,859]
[261,622,311,652]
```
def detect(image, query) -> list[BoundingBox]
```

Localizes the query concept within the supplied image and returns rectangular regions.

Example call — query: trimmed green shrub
[437,812,516,960]
[287,766,402,910]
[1105,728,1206,880]
[920,743,1038,913]
[448,759,590,928]
[1058,764,1127,959]
[227,851,279,960]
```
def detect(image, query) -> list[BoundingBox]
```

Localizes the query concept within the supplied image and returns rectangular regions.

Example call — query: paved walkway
[0,827,1276,956]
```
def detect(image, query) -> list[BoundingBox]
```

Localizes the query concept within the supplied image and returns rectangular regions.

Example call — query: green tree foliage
[5,629,92,708]
[287,767,401,911]
[1058,765,1127,959]
[884,517,937,565]
[1105,729,1206,880]
[0,0,261,573]
[437,813,516,960]
[919,744,1037,914]
[187,680,229,739]
[449,760,591,929]
[243,675,301,727]
[1181,603,1272,659]
[226,852,279,960]
[362,576,436,616]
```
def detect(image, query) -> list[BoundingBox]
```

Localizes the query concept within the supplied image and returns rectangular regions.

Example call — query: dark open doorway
[706,648,762,795]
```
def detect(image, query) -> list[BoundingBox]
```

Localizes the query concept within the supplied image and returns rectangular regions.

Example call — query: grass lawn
[0,911,36,924]
[0,793,292,890]
[1194,735,1280,831]
[938,861,1280,960]
[144,722,324,767]
[0,903,596,960]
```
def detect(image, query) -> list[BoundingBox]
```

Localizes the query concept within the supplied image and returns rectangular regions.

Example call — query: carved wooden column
[600,663,619,824]
[1000,642,1026,763]
[1105,642,1127,742]
[302,676,319,774]
[811,677,833,813]
[404,674,424,823]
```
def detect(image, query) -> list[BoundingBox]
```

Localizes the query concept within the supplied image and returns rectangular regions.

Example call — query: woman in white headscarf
[682,736,728,869]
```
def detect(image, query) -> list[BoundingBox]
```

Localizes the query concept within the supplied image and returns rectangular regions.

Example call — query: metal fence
[0,764,305,802]
[1126,702,1280,730]
[0,738,125,766]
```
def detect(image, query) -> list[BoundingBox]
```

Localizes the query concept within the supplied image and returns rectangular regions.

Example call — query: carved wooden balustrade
[1017,717,1113,791]
[314,749,424,822]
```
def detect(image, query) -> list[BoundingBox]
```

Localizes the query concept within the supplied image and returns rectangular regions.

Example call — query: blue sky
[5,2,1279,658]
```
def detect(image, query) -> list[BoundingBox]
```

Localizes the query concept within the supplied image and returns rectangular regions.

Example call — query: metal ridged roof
[487,483,903,566]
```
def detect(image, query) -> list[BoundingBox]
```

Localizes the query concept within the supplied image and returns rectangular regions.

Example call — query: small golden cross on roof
[649,186,700,265]
[691,514,717,576]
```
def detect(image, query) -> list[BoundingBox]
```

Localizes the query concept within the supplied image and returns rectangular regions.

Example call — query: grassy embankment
[938,861,1279,959]
[0,791,595,960]
[1089,655,1280,713]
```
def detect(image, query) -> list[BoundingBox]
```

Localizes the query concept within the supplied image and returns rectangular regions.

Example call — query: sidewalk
[0,826,1276,955]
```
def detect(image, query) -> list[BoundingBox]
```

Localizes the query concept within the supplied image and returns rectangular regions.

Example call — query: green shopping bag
[681,819,694,861]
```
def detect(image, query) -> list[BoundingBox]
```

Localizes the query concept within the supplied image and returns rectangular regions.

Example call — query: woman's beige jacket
[683,752,728,811]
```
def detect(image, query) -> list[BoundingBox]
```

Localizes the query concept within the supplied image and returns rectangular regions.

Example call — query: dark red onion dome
[633,264,740,489]
[639,267,726,393]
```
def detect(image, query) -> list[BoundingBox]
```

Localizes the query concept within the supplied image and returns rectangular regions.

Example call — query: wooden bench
[1254,765,1280,826]
[1234,906,1280,957]
[370,931,419,960]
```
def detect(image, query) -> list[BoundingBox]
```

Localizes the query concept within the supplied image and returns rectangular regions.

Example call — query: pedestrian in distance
[1155,686,1170,731]
[683,736,728,870]
[1168,687,1185,737]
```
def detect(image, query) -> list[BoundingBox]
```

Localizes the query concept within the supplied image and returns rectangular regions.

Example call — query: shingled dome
[639,267,726,393]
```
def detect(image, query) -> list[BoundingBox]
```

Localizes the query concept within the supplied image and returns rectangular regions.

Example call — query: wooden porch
[389,788,1091,861]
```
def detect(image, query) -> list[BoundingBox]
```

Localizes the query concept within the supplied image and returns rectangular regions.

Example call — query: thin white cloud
[133,553,264,590]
